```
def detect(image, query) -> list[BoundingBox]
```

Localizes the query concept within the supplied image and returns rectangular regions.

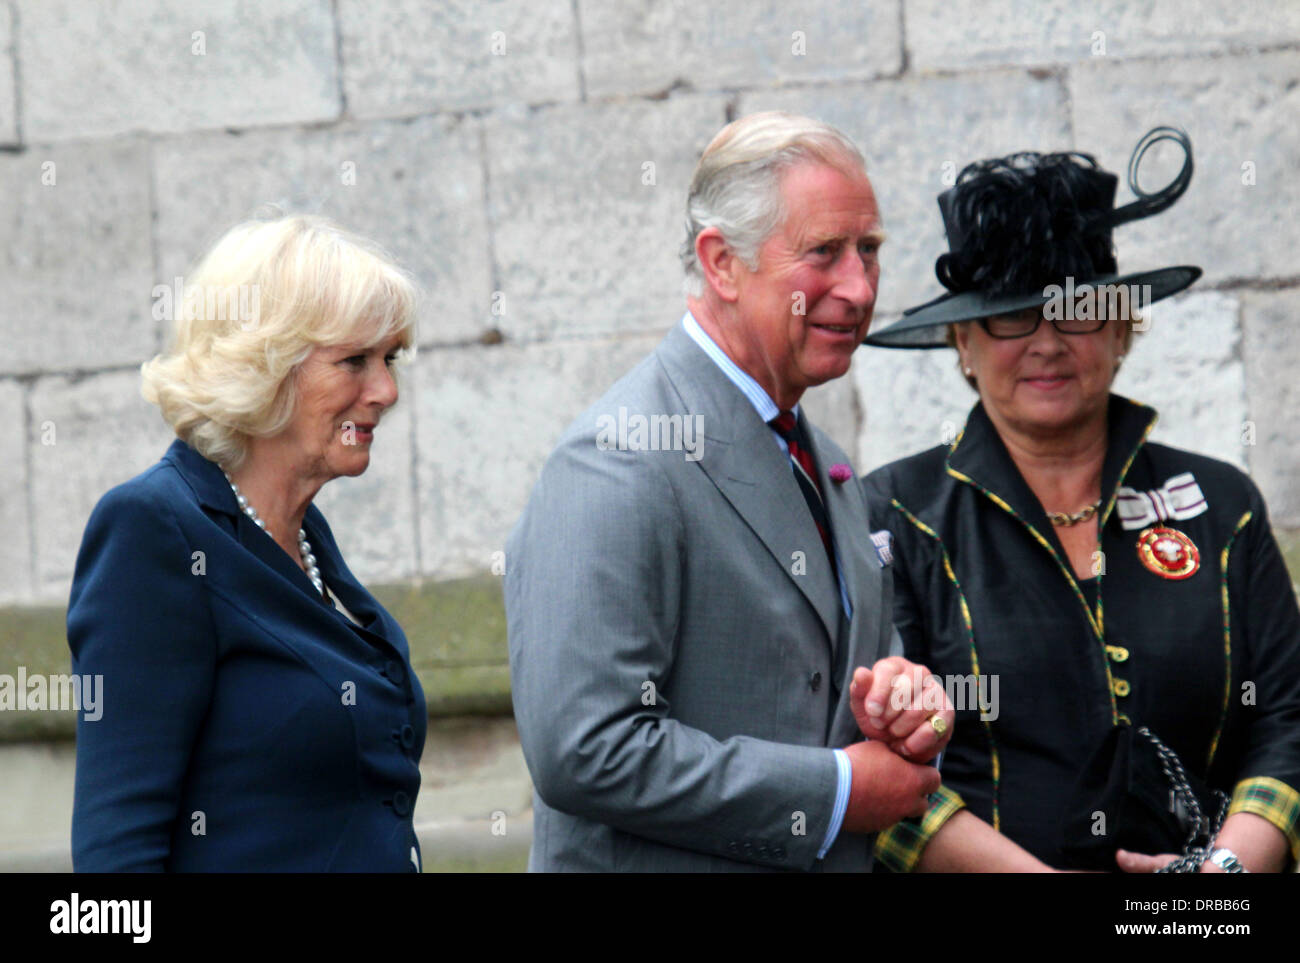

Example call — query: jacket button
[383,660,406,685]
[773,846,787,860]
[727,841,739,855]
[1106,644,1130,663]
[392,725,417,749]
[392,791,412,816]
[809,671,822,692]
[1113,678,1130,697]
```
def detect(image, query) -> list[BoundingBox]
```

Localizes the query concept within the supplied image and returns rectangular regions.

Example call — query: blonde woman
[68,213,427,871]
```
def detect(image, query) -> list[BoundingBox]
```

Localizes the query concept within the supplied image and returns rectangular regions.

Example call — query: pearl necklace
[223,472,324,597]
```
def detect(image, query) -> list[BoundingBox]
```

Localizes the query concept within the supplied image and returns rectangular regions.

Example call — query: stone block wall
[1,0,1297,621]
[1,0,1297,875]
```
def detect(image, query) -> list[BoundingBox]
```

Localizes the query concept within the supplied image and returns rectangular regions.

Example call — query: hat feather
[935,151,1118,298]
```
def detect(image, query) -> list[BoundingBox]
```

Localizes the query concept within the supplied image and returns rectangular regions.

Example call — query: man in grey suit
[506,112,954,871]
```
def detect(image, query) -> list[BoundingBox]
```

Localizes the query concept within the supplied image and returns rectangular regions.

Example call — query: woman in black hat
[862,129,1300,873]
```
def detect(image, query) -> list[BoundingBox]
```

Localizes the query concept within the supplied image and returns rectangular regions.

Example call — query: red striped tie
[769,411,837,574]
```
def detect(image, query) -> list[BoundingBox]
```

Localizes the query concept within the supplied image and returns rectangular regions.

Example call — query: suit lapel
[803,413,879,627]
[804,420,886,737]
[657,326,841,645]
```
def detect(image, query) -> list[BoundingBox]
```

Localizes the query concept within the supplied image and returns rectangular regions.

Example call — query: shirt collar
[946,394,1159,529]
[681,311,798,425]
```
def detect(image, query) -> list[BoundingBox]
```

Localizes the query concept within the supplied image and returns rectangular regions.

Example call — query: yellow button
[1113,679,1131,697]
[1116,713,1131,724]
[1106,645,1129,663]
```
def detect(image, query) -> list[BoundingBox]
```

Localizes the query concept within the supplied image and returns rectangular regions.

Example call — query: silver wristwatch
[1208,847,1249,873]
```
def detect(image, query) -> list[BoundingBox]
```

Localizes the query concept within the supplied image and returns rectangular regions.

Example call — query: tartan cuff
[872,784,966,873]
[1227,776,1300,862]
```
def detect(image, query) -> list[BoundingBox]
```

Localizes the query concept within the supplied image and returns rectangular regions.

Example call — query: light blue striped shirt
[681,311,853,860]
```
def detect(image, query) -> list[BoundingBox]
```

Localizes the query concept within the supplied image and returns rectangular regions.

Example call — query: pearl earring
[963,366,973,376]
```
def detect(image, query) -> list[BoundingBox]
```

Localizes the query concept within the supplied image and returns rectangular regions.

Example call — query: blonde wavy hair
[141,212,418,472]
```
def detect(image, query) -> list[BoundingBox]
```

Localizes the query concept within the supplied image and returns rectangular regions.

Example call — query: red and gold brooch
[1136,526,1200,580]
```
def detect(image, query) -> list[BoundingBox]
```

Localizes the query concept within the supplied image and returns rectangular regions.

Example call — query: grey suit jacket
[506,323,896,871]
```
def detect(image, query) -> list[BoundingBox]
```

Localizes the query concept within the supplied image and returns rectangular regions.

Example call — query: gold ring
[928,715,948,737]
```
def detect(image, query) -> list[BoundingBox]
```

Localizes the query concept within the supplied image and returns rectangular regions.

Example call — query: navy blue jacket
[68,439,427,872]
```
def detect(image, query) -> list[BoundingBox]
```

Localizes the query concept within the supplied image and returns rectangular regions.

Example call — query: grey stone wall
[2,0,1299,607]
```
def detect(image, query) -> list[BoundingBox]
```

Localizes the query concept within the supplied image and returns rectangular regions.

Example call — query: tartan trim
[944,401,1159,726]
[1097,403,1159,530]
[1093,406,1156,649]
[944,464,1117,724]
[1208,511,1253,768]
[1228,776,1300,862]
[873,785,966,873]
[891,498,1000,830]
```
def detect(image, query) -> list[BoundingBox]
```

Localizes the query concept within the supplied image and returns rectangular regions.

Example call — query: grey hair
[681,111,868,296]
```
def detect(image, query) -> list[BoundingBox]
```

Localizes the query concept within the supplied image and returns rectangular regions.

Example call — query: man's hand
[849,660,954,763]
[840,739,942,834]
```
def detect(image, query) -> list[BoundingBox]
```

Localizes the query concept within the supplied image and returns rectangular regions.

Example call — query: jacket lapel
[944,395,1159,639]
[1097,396,1161,527]
[945,402,1058,534]
[162,439,401,655]
[657,327,841,645]
[803,413,878,628]
[946,396,1159,537]
[303,509,407,655]
[804,420,886,735]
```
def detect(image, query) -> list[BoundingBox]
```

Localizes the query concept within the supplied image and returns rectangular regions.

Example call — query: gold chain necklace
[1047,500,1101,527]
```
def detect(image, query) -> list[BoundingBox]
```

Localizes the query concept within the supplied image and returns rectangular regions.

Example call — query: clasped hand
[838,658,955,835]
[850,657,954,762]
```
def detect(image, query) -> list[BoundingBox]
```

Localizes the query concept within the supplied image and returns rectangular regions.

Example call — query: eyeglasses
[977,309,1109,339]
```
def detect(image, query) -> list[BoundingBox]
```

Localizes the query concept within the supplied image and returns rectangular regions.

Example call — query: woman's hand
[1117,812,1290,873]
[1115,849,1189,873]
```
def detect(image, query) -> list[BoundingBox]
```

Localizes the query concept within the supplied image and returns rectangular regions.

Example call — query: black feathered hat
[864,127,1202,348]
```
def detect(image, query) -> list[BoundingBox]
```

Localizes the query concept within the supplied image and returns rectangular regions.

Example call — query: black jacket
[864,394,1300,868]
